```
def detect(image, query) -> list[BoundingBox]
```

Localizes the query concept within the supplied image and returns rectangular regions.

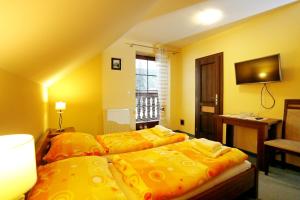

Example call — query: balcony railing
[136,91,160,122]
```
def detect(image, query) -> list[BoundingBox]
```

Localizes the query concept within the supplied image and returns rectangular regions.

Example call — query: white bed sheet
[109,160,251,200]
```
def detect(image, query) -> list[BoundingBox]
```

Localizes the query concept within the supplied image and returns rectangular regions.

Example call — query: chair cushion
[264,139,300,153]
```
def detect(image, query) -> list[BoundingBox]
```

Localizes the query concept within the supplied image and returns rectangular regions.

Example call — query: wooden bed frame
[32,128,258,200]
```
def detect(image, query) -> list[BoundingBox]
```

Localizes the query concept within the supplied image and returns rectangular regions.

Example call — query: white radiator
[105,108,131,133]
[107,108,130,124]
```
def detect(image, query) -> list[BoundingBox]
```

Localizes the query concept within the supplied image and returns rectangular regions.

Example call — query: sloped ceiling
[125,0,296,45]
[0,0,157,85]
[1,0,296,86]
[144,0,205,20]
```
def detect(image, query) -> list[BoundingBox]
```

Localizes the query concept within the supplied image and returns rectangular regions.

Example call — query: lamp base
[58,112,63,131]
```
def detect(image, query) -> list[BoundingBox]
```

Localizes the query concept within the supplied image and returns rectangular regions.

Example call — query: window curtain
[155,49,169,126]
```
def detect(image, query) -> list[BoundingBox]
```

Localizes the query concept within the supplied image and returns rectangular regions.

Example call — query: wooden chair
[264,99,300,175]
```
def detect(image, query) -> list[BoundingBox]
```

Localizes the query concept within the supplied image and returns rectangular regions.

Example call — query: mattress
[109,160,251,200]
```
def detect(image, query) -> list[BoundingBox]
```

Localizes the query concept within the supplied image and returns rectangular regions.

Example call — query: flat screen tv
[235,54,282,85]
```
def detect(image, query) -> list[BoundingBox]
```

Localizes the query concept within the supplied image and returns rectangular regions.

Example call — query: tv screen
[235,54,281,85]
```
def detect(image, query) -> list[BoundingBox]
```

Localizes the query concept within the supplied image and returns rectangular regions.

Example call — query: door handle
[215,94,218,106]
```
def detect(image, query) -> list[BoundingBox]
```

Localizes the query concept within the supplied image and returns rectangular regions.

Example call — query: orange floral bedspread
[111,140,248,200]
[137,129,188,147]
[96,127,188,155]
[96,131,154,154]
[28,156,127,200]
[165,140,248,177]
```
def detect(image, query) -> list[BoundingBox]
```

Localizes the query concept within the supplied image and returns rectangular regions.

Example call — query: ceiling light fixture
[195,8,223,25]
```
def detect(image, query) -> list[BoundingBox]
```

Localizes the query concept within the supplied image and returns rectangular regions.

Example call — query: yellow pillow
[28,156,127,200]
[43,132,107,163]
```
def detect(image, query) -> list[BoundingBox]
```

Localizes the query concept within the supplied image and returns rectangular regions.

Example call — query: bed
[29,128,258,200]
[95,126,189,154]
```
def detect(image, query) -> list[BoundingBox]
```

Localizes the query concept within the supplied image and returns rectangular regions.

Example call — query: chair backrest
[282,99,300,141]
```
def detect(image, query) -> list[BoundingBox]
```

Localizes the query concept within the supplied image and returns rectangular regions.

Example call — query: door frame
[195,52,224,138]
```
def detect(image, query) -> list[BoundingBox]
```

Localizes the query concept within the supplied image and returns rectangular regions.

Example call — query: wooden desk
[216,115,281,170]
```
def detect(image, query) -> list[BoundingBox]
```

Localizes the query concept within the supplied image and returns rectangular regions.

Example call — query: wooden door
[195,52,223,139]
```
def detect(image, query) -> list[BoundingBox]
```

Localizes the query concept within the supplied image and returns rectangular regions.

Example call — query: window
[136,55,159,124]
[136,55,157,92]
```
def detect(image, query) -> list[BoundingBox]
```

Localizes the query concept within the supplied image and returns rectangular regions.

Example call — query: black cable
[260,83,275,109]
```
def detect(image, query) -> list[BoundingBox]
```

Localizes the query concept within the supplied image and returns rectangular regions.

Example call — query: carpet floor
[257,166,300,200]
[242,156,300,200]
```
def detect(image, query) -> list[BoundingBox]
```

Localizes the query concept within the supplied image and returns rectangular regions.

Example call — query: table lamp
[55,101,66,131]
[0,134,37,200]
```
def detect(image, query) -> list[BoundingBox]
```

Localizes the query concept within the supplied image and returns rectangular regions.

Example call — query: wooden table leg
[216,118,223,143]
[268,124,277,164]
[264,146,270,175]
[267,124,277,140]
[257,125,268,170]
[226,124,234,147]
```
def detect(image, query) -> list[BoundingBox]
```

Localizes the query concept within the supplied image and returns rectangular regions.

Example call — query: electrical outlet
[180,119,184,126]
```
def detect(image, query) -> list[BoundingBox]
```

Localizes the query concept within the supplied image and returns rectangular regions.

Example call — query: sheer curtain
[155,49,169,126]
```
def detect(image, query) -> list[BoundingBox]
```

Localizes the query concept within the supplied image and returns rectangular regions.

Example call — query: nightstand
[47,127,76,138]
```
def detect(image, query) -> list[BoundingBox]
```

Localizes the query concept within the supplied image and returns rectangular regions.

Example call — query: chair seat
[264,139,300,153]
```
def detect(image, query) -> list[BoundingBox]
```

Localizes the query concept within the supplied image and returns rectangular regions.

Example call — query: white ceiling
[125,0,296,46]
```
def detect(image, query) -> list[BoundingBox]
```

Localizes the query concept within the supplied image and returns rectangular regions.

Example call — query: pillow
[28,156,127,200]
[43,132,107,163]
[96,131,153,154]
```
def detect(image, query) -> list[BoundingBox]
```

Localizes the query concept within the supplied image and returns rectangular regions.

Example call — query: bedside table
[47,127,76,138]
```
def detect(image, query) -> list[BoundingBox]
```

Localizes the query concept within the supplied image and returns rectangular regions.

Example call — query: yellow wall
[47,39,157,135]
[101,40,137,133]
[0,68,44,140]
[48,55,103,135]
[169,53,183,131]
[175,2,300,134]
[102,40,178,133]
[174,3,300,165]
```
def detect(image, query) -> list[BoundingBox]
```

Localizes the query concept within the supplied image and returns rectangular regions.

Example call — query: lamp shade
[0,134,37,200]
[55,101,66,111]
